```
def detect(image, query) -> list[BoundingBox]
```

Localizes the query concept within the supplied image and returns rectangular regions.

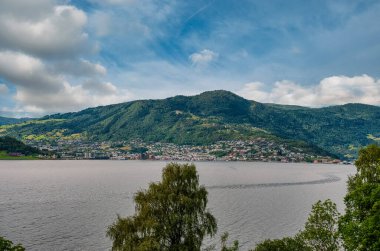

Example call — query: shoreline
[0,158,353,165]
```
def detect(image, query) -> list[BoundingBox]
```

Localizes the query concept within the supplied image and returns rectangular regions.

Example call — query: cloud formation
[0,51,131,114]
[0,84,8,94]
[0,0,131,116]
[238,75,380,106]
[189,49,218,66]
[52,59,107,77]
[1,1,379,117]
[0,3,91,58]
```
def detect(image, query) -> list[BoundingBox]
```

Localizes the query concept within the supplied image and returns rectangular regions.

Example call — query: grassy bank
[0,151,39,160]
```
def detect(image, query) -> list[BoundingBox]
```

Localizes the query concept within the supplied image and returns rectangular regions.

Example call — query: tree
[107,163,217,251]
[252,199,340,251]
[252,236,309,251]
[203,232,239,251]
[339,144,380,251]
[220,232,239,251]
[298,199,340,251]
[0,236,25,251]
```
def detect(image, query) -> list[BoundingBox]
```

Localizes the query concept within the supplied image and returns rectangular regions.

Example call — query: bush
[0,236,25,251]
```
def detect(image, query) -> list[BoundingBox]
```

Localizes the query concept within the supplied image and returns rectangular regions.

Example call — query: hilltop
[1,90,379,158]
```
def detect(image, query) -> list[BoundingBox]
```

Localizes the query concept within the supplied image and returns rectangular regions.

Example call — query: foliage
[202,232,239,251]
[252,236,309,251]
[298,199,341,251]
[0,116,30,126]
[129,147,148,154]
[339,144,380,251]
[220,232,239,251]
[107,163,217,251]
[0,236,25,251]
[252,199,340,251]
[252,144,380,251]
[0,136,41,156]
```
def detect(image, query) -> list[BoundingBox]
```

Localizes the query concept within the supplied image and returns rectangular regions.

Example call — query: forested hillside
[0,116,30,126]
[1,90,379,158]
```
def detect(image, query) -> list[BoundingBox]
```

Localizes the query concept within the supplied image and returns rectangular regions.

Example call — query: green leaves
[252,200,340,251]
[253,144,380,251]
[0,236,25,251]
[298,199,341,251]
[339,145,380,251]
[220,232,239,251]
[0,136,41,156]
[252,236,309,251]
[107,163,217,251]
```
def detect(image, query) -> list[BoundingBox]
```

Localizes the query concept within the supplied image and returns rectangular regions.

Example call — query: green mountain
[1,90,379,158]
[0,116,31,126]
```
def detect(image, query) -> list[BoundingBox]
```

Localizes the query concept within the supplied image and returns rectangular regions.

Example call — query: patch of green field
[0,151,39,160]
[22,130,82,141]
[0,118,66,130]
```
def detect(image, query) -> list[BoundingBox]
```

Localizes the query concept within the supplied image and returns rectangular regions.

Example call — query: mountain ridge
[1,90,379,158]
[0,116,32,126]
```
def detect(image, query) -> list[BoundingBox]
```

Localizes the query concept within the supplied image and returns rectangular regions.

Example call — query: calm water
[0,160,355,250]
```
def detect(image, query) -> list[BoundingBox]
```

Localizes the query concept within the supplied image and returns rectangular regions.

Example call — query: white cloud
[52,59,106,77]
[0,0,54,20]
[238,75,380,106]
[0,1,133,116]
[14,81,132,114]
[89,0,137,5]
[0,51,131,115]
[189,49,218,66]
[82,80,118,95]
[0,51,61,92]
[0,3,91,58]
[0,83,8,94]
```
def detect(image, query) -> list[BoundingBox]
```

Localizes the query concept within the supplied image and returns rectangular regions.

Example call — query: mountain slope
[0,116,31,126]
[1,90,379,158]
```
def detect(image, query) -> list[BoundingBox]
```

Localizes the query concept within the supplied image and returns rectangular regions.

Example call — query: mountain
[1,90,379,158]
[0,116,31,126]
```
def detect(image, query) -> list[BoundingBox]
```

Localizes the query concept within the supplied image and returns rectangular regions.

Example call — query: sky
[0,0,379,117]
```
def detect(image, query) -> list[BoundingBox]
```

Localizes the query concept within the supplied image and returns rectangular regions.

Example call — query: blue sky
[0,0,379,117]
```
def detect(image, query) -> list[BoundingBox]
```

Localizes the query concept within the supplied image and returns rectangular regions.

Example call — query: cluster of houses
[25,137,341,163]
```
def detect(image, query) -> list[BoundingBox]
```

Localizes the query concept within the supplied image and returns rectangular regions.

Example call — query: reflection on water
[0,160,355,251]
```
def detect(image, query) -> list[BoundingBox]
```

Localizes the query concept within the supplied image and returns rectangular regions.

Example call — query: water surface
[0,160,355,250]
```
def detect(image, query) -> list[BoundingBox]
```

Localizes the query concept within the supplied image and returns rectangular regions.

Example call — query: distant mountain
[0,116,31,126]
[1,90,379,158]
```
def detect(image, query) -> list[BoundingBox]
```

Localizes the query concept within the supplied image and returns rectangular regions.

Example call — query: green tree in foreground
[220,232,239,251]
[107,163,217,251]
[0,236,25,251]
[252,199,340,251]
[253,144,380,251]
[298,199,340,251]
[252,236,309,251]
[339,144,380,251]
[203,232,239,251]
